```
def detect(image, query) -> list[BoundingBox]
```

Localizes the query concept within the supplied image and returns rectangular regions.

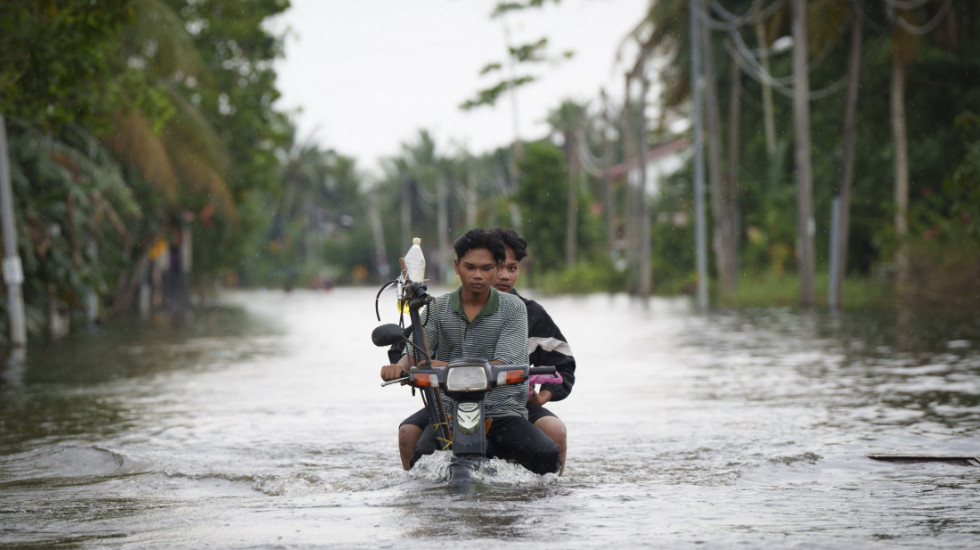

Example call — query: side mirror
[372,323,406,347]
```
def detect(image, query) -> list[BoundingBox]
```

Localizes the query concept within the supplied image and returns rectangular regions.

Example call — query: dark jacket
[518,291,576,401]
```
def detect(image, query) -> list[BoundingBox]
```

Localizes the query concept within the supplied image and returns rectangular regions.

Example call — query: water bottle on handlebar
[398,238,425,313]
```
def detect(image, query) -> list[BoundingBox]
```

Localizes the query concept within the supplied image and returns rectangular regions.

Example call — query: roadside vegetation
[0,0,977,346]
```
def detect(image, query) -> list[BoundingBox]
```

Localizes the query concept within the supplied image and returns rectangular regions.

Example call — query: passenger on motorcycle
[380,228,560,475]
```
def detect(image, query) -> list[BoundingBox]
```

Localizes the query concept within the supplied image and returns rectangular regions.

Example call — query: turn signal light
[412,373,437,388]
[498,369,526,386]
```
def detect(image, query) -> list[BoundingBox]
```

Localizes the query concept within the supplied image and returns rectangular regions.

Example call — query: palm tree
[697,0,737,297]
[546,100,589,269]
[106,0,236,223]
[791,0,816,307]
[832,1,864,310]
[886,0,954,295]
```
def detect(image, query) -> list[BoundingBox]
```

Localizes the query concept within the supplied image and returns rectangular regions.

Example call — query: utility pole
[689,0,709,310]
[0,115,27,348]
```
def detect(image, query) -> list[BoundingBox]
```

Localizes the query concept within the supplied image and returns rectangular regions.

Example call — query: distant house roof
[605,138,690,180]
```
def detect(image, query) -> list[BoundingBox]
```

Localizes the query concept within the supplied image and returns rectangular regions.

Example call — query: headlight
[445,365,489,392]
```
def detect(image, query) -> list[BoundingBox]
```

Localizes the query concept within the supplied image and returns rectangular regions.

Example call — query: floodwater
[1,287,978,549]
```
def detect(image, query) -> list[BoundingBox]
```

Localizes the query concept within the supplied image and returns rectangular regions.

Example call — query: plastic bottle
[404,237,426,282]
[399,237,425,313]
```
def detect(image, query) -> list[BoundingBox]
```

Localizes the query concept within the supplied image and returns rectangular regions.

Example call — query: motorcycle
[372,276,559,485]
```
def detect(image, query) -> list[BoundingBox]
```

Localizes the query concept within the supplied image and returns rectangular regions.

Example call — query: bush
[720,270,893,310]
[901,242,980,311]
[531,259,627,295]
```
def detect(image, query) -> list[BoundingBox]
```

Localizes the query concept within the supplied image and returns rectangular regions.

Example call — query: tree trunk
[833,6,863,310]
[688,0,709,309]
[891,58,910,293]
[699,0,735,297]
[367,187,389,281]
[601,89,616,254]
[400,177,411,255]
[637,76,652,298]
[565,128,578,269]
[725,51,742,292]
[437,173,450,284]
[502,15,523,187]
[755,6,776,157]
[465,156,477,228]
[792,0,816,307]
[621,76,639,294]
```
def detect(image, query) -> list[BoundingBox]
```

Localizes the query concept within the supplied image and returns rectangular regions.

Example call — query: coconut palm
[106,0,236,223]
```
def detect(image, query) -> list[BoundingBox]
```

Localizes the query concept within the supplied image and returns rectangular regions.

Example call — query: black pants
[412,415,561,475]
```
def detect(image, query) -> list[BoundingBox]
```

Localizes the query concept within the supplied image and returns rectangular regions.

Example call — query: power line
[885,0,933,11]
[886,0,952,36]
[706,0,786,31]
[726,31,849,101]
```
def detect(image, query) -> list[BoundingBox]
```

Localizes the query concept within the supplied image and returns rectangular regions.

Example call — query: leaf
[509,38,549,63]
[491,0,562,17]
[491,3,526,18]
[459,76,537,111]
[479,62,503,75]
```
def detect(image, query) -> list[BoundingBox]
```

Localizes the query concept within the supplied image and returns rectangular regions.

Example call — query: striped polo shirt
[409,286,529,419]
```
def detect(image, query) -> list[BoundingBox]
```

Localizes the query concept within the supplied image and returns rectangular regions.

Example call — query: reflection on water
[0,288,978,548]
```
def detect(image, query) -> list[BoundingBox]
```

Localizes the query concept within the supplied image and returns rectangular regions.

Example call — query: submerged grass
[720,271,893,310]
[524,243,979,315]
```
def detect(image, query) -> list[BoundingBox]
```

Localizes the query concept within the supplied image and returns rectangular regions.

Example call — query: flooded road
[1,287,978,548]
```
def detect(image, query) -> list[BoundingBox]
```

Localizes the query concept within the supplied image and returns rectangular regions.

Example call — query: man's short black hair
[453,228,506,263]
[491,227,528,262]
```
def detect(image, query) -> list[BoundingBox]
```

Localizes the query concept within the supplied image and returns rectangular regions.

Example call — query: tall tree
[514,141,568,272]
[0,0,133,129]
[460,0,571,183]
[725,46,742,290]
[547,100,587,269]
[832,2,864,310]
[164,0,291,275]
[698,0,737,297]
[792,0,816,307]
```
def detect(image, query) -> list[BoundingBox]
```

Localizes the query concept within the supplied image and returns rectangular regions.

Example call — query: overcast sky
[268,0,650,176]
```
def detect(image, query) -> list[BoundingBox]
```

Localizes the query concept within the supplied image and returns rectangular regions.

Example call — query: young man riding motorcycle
[380,228,560,475]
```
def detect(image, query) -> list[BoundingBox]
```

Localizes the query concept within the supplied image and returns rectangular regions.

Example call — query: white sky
[269,0,650,175]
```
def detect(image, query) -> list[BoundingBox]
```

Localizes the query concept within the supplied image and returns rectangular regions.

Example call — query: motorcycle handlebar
[528,366,557,376]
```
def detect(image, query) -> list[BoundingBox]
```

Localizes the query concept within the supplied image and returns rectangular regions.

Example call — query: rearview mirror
[372,323,406,347]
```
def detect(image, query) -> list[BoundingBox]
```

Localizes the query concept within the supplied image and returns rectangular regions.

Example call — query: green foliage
[514,141,568,272]
[0,122,141,343]
[162,0,292,282]
[509,38,550,63]
[633,0,980,311]
[901,241,980,311]
[534,258,626,295]
[0,0,293,340]
[491,0,562,19]
[0,0,134,130]
[916,112,980,244]
[720,270,892,311]
[460,76,537,111]
[240,134,370,288]
[462,0,570,111]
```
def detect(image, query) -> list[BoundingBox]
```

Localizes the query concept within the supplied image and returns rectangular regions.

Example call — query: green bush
[532,259,627,295]
[720,270,893,310]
